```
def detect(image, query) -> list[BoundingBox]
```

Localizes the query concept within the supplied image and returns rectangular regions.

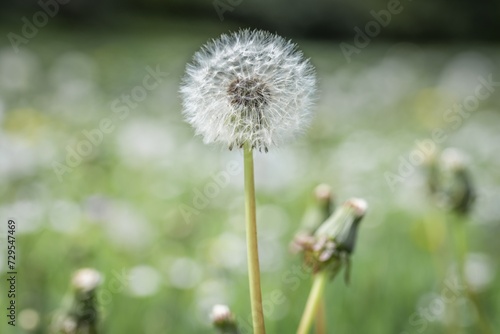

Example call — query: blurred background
[0,0,499,333]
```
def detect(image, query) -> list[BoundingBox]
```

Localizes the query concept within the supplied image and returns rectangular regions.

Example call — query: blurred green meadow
[1,17,500,334]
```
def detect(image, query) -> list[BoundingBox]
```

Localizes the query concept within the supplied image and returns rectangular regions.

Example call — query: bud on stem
[424,148,475,215]
[296,197,368,279]
[211,304,240,334]
[51,268,102,334]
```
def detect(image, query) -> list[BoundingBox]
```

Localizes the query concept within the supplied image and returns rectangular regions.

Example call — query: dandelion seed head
[180,29,317,152]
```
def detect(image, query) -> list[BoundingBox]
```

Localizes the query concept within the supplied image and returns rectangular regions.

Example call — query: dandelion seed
[180,29,317,152]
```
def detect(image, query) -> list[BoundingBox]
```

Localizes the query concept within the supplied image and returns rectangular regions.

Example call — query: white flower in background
[210,304,238,332]
[71,268,101,293]
[210,304,232,324]
[180,29,316,152]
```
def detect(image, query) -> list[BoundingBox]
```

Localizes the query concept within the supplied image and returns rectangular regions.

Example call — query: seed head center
[228,78,270,110]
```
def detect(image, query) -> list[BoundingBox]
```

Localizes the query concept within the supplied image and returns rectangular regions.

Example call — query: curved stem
[297,272,328,334]
[243,144,266,334]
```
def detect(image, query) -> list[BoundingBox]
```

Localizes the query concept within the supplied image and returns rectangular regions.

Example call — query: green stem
[452,217,493,334]
[453,218,467,276]
[297,272,328,334]
[314,296,326,334]
[243,144,266,334]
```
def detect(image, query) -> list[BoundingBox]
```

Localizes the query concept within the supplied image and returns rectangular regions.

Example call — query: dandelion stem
[243,143,266,334]
[451,216,493,334]
[425,212,457,334]
[297,272,328,334]
[314,296,326,334]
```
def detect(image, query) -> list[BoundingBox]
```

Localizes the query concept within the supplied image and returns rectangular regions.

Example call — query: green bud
[439,149,475,214]
[427,148,476,215]
[298,198,367,279]
[301,184,335,234]
[51,268,102,334]
[210,304,240,334]
[315,198,367,254]
[291,184,335,253]
[72,268,102,295]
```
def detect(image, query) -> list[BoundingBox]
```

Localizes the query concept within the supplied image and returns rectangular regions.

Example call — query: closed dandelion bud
[52,268,102,334]
[438,148,475,214]
[308,184,335,230]
[210,304,240,334]
[72,268,102,295]
[320,198,367,283]
[291,184,335,253]
[301,198,367,279]
[314,184,335,213]
[180,29,317,152]
[315,198,367,254]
